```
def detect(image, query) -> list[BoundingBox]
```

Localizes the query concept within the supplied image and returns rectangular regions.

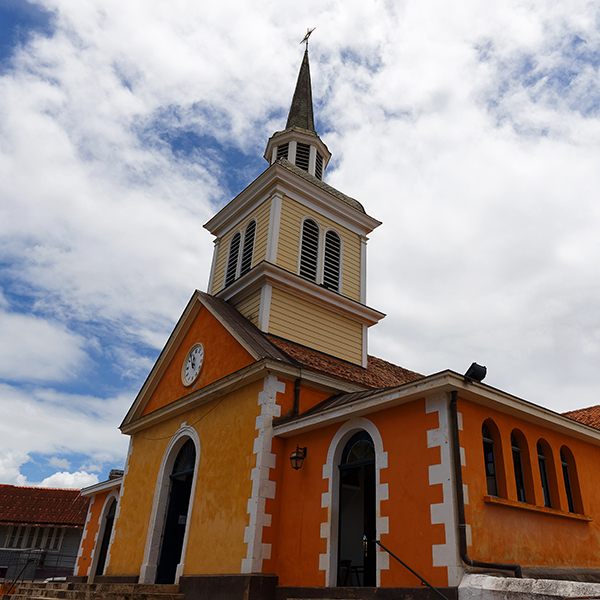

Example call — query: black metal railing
[374,540,451,600]
[1,548,79,586]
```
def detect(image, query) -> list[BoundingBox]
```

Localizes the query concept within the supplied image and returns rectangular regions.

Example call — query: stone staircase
[0,582,184,600]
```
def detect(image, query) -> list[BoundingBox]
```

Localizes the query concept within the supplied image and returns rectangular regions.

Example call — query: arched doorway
[94,498,117,578]
[156,439,196,584]
[337,431,376,587]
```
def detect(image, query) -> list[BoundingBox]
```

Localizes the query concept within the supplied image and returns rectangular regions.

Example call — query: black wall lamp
[290,445,307,470]
[464,362,487,383]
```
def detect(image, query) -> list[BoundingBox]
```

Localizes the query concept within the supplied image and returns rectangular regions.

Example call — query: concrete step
[2,583,182,600]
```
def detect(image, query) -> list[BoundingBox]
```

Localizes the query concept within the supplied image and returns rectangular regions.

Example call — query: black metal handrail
[374,540,451,600]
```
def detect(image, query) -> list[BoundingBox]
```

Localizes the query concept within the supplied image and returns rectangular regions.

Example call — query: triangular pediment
[120,291,292,428]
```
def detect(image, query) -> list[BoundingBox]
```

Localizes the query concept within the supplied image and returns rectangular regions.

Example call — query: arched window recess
[560,446,583,514]
[298,219,343,293]
[299,218,320,282]
[224,219,257,287]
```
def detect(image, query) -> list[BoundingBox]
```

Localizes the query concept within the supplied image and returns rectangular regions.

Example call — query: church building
[74,47,600,600]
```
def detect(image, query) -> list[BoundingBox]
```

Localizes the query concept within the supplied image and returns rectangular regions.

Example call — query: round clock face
[182,343,204,386]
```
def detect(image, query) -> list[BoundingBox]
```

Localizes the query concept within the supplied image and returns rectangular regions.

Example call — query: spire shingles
[285,49,315,132]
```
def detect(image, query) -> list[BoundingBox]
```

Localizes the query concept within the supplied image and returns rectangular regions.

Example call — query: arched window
[511,434,527,503]
[299,218,320,282]
[240,219,256,276]
[482,424,498,497]
[560,446,582,514]
[537,442,552,508]
[225,231,241,287]
[322,230,341,292]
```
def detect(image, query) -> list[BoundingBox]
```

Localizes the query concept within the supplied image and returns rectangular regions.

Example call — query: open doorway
[94,498,116,578]
[337,431,376,587]
[156,439,196,584]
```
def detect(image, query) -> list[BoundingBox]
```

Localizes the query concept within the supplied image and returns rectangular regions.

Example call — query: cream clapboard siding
[269,288,363,364]
[276,196,361,302]
[231,289,262,326]
[211,199,272,295]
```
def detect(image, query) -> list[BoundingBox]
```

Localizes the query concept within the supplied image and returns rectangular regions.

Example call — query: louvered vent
[323,230,341,291]
[240,220,256,276]
[315,152,323,180]
[225,232,241,287]
[296,143,310,172]
[299,219,319,282]
[277,143,289,160]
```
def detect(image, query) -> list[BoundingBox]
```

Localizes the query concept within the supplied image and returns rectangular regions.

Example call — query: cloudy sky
[1,0,599,487]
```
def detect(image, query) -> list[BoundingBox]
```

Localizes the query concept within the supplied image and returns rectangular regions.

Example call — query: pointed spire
[285,49,315,132]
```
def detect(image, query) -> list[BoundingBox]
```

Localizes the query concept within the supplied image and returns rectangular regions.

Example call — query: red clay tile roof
[265,335,423,389]
[0,485,89,528]
[563,405,600,430]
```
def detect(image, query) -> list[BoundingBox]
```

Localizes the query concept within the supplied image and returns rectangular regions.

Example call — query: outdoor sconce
[290,445,307,470]
[464,362,487,383]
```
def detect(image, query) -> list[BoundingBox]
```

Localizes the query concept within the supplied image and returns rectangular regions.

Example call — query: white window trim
[87,492,120,582]
[3,525,65,551]
[319,418,389,587]
[223,219,258,287]
[139,424,200,584]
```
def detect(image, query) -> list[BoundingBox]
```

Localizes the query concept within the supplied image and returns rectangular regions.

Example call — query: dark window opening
[225,232,241,287]
[277,143,289,160]
[482,424,498,497]
[95,499,117,577]
[315,152,324,180]
[240,220,256,276]
[561,450,575,513]
[323,230,341,292]
[537,443,552,508]
[511,434,527,503]
[296,142,310,172]
[299,218,319,281]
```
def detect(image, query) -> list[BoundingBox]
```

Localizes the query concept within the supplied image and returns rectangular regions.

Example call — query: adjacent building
[0,484,88,581]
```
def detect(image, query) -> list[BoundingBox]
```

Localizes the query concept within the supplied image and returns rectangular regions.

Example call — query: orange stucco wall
[107,378,264,577]
[460,397,600,570]
[271,397,449,588]
[142,306,254,417]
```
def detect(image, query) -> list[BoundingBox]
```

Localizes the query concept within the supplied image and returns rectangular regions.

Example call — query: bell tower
[204,47,384,367]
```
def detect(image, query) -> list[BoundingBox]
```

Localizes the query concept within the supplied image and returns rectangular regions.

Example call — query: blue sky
[1,0,600,487]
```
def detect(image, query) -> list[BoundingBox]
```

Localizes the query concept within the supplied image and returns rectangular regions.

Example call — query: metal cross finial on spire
[300,27,315,50]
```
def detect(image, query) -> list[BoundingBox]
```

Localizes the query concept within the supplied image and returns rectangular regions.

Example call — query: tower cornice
[204,161,380,239]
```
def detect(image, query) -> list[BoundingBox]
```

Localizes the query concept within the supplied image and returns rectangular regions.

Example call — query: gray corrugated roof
[276,158,366,214]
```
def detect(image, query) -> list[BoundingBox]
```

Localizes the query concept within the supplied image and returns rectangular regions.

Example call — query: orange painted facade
[75,49,600,598]
[459,397,598,570]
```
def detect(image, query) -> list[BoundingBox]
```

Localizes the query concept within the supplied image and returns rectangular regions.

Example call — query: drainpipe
[449,390,523,578]
[292,378,301,417]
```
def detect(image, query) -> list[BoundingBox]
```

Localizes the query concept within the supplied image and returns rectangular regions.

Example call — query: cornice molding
[218,261,385,327]
[204,163,380,238]
[273,370,600,445]
[81,477,122,497]
[121,358,365,436]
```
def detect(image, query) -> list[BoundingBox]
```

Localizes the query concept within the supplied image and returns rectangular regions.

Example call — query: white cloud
[0,0,600,484]
[0,384,130,483]
[40,471,99,489]
[0,308,88,382]
[48,457,71,470]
